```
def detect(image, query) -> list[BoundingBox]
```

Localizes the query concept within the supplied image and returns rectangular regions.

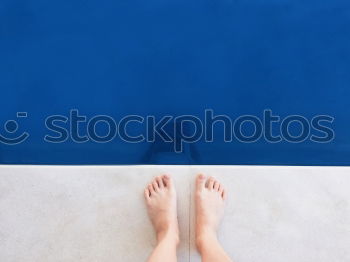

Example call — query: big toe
[196,174,206,191]
[162,174,174,189]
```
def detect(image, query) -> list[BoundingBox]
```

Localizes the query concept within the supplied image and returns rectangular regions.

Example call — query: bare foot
[144,175,179,244]
[195,174,227,251]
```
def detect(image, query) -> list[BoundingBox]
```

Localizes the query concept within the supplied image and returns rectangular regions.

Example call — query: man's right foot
[144,175,179,244]
[195,174,227,251]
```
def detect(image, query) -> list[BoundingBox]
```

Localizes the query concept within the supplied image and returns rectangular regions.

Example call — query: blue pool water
[0,0,349,165]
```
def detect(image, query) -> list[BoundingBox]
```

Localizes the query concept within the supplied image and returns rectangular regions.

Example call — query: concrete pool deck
[0,165,349,262]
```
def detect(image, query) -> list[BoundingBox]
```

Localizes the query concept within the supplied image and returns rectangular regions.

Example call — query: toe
[222,189,227,200]
[218,185,224,195]
[144,188,150,199]
[152,180,159,192]
[207,177,215,190]
[156,176,164,188]
[196,174,206,191]
[214,180,220,191]
[148,184,155,195]
[162,175,172,188]
[217,183,222,192]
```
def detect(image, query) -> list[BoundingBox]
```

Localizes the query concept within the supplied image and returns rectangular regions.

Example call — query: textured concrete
[0,166,349,262]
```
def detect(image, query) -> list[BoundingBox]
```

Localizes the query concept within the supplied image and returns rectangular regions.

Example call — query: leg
[195,174,233,262]
[144,175,179,262]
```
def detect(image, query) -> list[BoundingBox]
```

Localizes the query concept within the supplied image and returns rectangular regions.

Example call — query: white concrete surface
[0,165,349,262]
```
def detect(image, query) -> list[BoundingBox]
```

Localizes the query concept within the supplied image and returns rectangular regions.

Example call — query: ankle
[196,228,218,253]
[157,227,180,246]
